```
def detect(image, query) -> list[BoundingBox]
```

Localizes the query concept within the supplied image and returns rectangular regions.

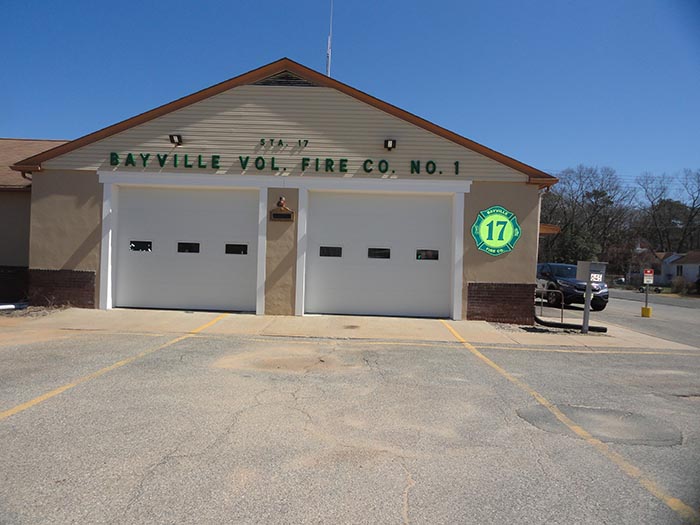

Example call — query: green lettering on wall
[378,160,389,174]
[211,155,220,169]
[157,154,168,167]
[410,160,420,174]
[197,155,207,169]
[140,153,150,167]
[301,157,310,171]
[110,152,119,166]
[270,157,279,171]
[363,159,373,173]
[426,160,436,174]
[325,158,334,172]
[239,156,250,170]
[125,153,136,167]
[255,156,265,170]
[315,158,320,172]
[184,155,193,168]
[174,154,179,168]
[339,158,348,173]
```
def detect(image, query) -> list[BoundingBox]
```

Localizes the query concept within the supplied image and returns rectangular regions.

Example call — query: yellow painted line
[189,313,229,334]
[441,320,700,524]
[0,314,229,422]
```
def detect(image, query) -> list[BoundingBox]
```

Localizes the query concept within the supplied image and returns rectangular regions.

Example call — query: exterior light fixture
[384,139,397,151]
[169,134,183,147]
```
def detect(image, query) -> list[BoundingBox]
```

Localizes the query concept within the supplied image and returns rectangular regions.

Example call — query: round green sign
[471,205,521,256]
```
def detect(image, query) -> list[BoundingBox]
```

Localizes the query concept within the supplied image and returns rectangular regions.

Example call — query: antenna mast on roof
[326,0,334,76]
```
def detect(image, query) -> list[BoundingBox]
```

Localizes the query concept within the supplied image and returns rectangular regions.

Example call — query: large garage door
[305,191,452,317]
[115,187,258,311]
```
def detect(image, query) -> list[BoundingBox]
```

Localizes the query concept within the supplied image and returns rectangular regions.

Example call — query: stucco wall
[0,190,31,267]
[29,170,102,272]
[264,188,298,315]
[462,181,539,301]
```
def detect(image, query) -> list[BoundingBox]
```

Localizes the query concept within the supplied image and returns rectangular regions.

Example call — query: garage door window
[225,243,248,255]
[130,240,152,252]
[368,248,391,259]
[416,249,439,260]
[320,246,342,257]
[177,242,200,253]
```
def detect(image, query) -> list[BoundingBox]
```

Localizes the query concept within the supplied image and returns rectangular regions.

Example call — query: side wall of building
[462,182,540,324]
[28,170,102,307]
[0,190,32,301]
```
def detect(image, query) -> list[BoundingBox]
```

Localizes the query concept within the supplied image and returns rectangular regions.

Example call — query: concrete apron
[1,308,697,351]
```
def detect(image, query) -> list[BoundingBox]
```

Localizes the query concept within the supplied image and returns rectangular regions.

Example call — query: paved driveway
[1,310,699,524]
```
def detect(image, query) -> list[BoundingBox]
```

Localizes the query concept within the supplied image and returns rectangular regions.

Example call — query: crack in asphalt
[362,352,388,382]
[116,391,268,521]
[117,447,179,523]
[397,457,416,524]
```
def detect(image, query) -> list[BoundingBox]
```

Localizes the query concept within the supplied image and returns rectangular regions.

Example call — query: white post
[256,187,268,315]
[295,188,309,315]
[99,183,115,309]
[451,192,465,320]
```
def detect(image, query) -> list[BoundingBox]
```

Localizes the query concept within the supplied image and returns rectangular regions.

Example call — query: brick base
[466,282,534,325]
[0,266,29,303]
[29,269,96,308]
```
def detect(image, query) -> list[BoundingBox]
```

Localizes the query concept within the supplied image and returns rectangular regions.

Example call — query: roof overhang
[539,223,561,236]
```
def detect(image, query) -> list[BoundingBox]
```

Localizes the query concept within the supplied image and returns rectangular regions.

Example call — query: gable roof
[11,58,557,187]
[674,251,700,265]
[1,138,68,189]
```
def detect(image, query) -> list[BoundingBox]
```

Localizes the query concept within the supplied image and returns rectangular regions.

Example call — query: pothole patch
[213,346,363,374]
[517,405,682,446]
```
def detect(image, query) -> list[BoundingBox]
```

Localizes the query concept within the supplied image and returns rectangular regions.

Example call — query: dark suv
[536,263,609,311]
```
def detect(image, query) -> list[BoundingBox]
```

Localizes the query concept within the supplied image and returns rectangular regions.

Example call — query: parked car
[536,263,609,311]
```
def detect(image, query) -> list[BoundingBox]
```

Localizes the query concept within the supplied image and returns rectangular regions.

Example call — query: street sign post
[642,269,654,317]
[577,261,608,334]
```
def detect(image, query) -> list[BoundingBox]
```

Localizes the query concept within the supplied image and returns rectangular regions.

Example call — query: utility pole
[326,0,333,77]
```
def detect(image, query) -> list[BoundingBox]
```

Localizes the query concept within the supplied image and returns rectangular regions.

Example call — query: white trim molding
[97,171,472,195]
[256,188,268,315]
[451,192,465,320]
[98,183,117,309]
[294,188,309,315]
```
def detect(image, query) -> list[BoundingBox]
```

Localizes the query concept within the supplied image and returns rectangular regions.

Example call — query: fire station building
[7,58,557,323]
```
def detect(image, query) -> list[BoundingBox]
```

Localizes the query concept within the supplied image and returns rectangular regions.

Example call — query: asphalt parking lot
[1,310,699,524]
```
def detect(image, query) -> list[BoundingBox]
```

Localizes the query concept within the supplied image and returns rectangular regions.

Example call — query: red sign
[643,269,654,284]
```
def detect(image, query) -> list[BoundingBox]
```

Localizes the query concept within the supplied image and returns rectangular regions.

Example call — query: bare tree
[540,165,635,271]
[635,169,700,252]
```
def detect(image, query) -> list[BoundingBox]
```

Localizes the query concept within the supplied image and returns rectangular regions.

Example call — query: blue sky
[3,1,699,182]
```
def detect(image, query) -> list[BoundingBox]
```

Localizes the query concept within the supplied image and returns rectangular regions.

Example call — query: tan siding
[462,182,540,314]
[44,86,528,183]
[0,191,31,266]
[29,171,102,274]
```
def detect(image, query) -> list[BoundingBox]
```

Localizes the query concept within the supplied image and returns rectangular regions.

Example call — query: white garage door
[115,186,258,311]
[305,191,452,317]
